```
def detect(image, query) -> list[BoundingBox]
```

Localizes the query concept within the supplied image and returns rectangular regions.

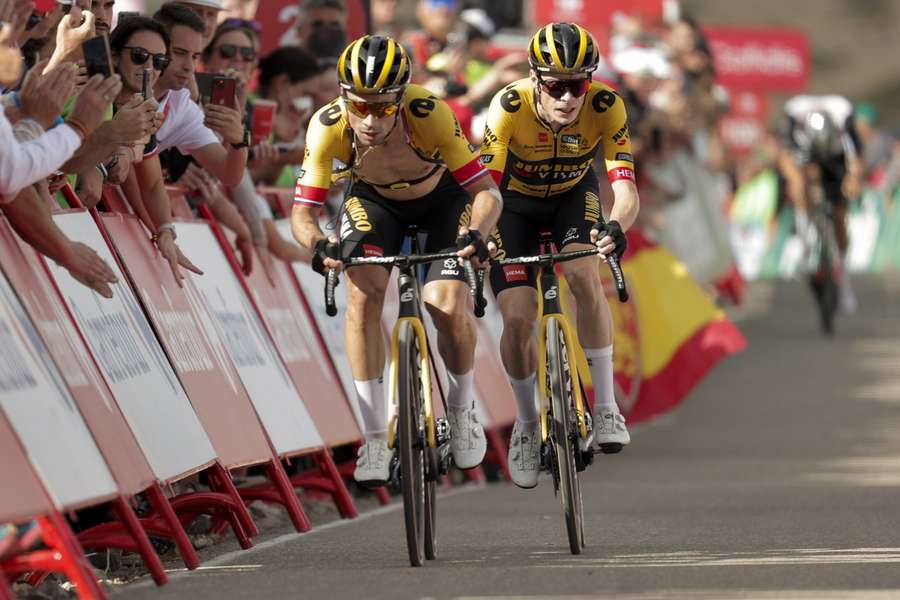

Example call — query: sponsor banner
[47,211,216,482]
[102,215,273,467]
[174,222,323,455]
[0,269,118,508]
[0,414,53,522]
[719,91,770,155]
[254,0,368,55]
[229,229,361,447]
[277,220,364,428]
[0,221,153,494]
[704,26,810,92]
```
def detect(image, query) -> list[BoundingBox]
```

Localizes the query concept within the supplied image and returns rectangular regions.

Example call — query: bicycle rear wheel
[398,321,427,566]
[546,317,585,555]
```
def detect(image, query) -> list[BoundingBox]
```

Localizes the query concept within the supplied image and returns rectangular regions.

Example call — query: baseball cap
[170,0,224,10]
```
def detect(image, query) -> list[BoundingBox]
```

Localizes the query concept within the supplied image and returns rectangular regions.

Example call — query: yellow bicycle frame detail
[536,314,590,444]
[387,317,437,450]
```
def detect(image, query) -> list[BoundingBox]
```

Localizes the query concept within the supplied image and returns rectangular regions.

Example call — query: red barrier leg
[0,578,14,600]
[3,512,108,600]
[146,483,199,570]
[206,462,258,538]
[485,428,513,483]
[315,449,358,518]
[289,449,358,519]
[233,459,312,533]
[111,496,168,586]
[463,466,487,485]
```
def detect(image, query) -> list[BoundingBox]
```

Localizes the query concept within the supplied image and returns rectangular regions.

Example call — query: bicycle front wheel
[397,320,427,567]
[546,317,585,555]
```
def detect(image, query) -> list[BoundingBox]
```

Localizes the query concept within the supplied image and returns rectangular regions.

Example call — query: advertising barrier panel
[0,270,118,509]
[47,211,216,482]
[174,221,323,455]
[102,214,275,468]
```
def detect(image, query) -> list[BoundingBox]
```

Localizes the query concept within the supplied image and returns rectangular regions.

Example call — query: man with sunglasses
[482,22,641,489]
[291,35,502,487]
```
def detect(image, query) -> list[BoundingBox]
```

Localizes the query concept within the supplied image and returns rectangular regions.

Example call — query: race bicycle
[803,170,844,336]
[493,232,628,554]
[324,228,484,566]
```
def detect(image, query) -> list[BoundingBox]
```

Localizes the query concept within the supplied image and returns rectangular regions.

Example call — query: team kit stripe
[545,23,561,68]
[373,40,395,90]
[574,27,587,69]
[350,38,363,89]
[452,158,490,187]
[293,184,329,206]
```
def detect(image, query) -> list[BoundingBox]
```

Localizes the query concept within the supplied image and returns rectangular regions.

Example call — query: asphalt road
[118,275,900,600]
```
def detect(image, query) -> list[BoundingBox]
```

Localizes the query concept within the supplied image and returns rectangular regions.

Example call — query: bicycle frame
[386,261,438,450]
[533,244,590,444]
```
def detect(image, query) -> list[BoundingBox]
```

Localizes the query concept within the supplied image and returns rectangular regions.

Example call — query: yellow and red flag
[562,231,746,424]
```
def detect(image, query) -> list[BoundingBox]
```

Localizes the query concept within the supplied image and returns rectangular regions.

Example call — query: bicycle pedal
[578,433,595,453]
[599,442,623,455]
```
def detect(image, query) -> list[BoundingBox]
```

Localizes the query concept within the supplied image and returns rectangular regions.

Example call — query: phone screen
[210,76,236,109]
[82,35,113,79]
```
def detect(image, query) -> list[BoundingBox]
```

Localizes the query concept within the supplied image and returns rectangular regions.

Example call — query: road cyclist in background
[290,34,502,487]
[480,22,641,489]
[781,94,864,319]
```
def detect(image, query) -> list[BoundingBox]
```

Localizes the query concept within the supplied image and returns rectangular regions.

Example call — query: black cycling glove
[456,229,490,262]
[594,220,627,258]
[311,238,341,277]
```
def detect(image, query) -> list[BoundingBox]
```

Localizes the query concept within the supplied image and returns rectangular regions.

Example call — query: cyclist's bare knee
[346,265,389,312]
[423,279,469,328]
[498,287,537,339]
[560,257,603,303]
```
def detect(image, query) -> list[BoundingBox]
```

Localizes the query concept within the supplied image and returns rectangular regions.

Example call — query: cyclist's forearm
[290,203,325,249]
[468,185,503,235]
[609,180,640,231]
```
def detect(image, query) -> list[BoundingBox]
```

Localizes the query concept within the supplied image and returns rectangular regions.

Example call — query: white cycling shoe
[353,439,391,488]
[594,407,630,453]
[447,406,486,470]
[507,421,541,489]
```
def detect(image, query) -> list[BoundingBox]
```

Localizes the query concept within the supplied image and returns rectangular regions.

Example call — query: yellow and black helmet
[529,22,600,74]
[337,35,411,95]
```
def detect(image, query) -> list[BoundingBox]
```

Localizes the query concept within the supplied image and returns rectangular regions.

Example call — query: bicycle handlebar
[323,250,486,317]
[494,248,629,303]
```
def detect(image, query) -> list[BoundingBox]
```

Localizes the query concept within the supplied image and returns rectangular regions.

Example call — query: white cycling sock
[354,377,387,441]
[447,369,475,410]
[510,373,539,426]
[584,346,618,412]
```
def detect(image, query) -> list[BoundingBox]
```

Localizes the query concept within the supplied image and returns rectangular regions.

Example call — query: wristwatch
[231,128,250,149]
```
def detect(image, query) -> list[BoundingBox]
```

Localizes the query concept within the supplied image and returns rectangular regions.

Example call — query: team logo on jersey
[538,132,549,143]
[584,192,601,223]
[500,88,521,113]
[344,196,372,232]
[410,97,436,118]
[319,103,343,126]
[562,227,579,244]
[612,124,630,146]
[560,134,582,154]
[615,152,633,162]
[363,244,384,257]
[480,154,494,164]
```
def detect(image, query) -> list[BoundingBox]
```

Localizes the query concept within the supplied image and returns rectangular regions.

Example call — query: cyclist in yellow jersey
[482,23,641,489]
[290,35,503,487]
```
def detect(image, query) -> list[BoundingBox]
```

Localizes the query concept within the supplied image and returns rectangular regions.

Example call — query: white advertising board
[174,222,323,455]
[0,270,118,508]
[48,212,216,481]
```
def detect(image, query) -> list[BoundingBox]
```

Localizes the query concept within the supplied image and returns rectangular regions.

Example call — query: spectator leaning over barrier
[407,0,458,68]
[481,23,640,488]
[108,15,203,286]
[0,13,120,297]
[166,0,222,46]
[152,4,262,276]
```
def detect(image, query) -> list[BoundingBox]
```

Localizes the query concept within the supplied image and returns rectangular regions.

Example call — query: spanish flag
[560,231,746,424]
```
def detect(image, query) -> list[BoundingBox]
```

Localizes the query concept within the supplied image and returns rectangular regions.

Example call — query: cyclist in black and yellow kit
[482,23,641,489]
[290,35,502,487]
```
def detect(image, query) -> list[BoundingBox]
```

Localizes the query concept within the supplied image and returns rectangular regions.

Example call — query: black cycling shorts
[338,169,472,284]
[490,169,602,296]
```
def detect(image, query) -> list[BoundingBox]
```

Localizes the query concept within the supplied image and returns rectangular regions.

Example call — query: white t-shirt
[154,88,219,155]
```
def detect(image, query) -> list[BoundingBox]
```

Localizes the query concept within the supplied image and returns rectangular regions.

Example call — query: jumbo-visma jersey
[293,84,488,208]
[481,78,636,198]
